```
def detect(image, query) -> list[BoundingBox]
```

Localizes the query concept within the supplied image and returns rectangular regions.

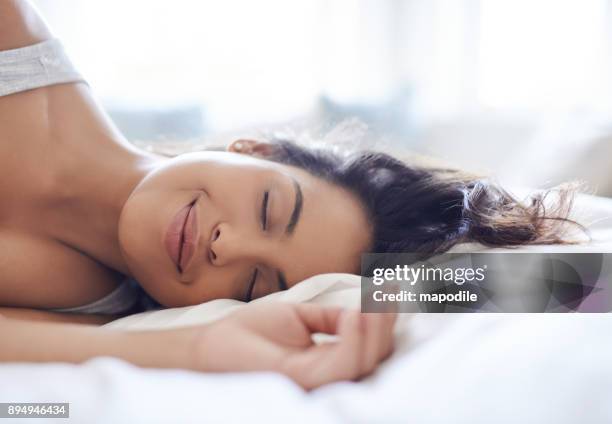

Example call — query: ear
[227,139,276,157]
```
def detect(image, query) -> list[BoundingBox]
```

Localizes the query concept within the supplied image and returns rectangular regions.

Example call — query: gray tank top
[50,277,145,315]
[1,39,155,315]
[0,38,85,96]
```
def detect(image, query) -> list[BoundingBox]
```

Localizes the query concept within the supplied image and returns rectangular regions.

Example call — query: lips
[164,199,196,273]
[178,199,199,273]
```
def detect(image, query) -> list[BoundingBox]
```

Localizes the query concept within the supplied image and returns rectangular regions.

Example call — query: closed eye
[246,268,258,301]
[261,190,269,230]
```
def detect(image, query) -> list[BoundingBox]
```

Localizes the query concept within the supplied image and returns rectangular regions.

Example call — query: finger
[339,310,366,381]
[360,314,383,376]
[293,303,344,335]
[282,309,363,390]
[282,342,337,390]
[287,311,398,389]
[377,312,398,361]
[361,312,398,377]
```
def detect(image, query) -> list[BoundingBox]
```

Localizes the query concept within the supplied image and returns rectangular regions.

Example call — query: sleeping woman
[0,0,581,389]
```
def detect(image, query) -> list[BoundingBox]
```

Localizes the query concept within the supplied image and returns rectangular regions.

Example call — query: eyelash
[261,190,269,230]
[247,268,258,301]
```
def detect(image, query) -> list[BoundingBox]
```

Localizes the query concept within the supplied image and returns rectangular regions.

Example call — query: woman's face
[118,140,372,306]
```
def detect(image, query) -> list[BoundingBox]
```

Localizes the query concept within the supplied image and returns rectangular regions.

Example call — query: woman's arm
[0,312,194,369]
[0,307,119,325]
[0,0,53,51]
[0,303,397,390]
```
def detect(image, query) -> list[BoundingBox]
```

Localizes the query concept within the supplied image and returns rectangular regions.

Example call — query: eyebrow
[285,177,303,235]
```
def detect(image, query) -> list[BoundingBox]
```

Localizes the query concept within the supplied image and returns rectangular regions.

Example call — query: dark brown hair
[259,137,587,260]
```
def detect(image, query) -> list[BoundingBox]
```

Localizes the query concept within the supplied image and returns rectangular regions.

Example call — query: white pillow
[499,115,612,196]
[103,272,423,353]
[104,273,363,330]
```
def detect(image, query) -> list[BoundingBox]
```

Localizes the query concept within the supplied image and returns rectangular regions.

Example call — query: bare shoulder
[0,0,53,51]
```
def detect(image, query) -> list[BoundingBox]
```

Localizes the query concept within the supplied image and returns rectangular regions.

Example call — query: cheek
[138,158,205,193]
[142,281,193,308]
[118,191,169,296]
[145,273,234,307]
[118,193,154,266]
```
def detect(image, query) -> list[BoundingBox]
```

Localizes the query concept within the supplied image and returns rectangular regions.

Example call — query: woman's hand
[190,302,397,390]
[0,302,396,391]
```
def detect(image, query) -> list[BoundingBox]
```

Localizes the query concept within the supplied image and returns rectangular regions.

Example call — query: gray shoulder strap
[0,38,86,97]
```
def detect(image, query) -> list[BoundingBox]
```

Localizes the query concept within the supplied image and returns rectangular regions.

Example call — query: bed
[2,192,612,423]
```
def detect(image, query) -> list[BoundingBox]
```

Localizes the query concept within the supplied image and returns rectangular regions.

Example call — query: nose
[208,222,261,266]
[208,225,221,263]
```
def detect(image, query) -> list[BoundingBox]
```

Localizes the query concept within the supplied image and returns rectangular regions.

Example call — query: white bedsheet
[2,314,612,423]
[2,193,612,423]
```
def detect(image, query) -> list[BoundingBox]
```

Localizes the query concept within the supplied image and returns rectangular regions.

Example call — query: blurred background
[33,0,612,195]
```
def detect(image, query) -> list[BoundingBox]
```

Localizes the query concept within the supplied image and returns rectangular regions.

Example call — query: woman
[0,1,579,389]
